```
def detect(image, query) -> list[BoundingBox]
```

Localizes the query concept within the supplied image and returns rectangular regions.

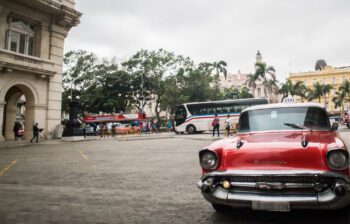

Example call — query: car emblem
[256,182,285,190]
[253,160,287,165]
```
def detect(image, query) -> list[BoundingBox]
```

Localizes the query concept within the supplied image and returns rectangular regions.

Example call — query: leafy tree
[220,87,253,99]
[123,49,193,121]
[63,50,97,94]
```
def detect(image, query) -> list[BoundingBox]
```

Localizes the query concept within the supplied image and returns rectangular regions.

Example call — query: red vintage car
[198,103,349,212]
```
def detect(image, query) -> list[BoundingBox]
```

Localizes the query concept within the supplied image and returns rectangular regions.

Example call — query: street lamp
[62,95,84,141]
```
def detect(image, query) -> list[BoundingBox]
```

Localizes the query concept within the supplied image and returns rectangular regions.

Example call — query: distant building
[289,64,350,114]
[219,71,249,90]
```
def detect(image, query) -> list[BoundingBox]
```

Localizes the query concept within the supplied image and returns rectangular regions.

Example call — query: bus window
[222,106,229,113]
[199,107,208,114]
[216,107,222,114]
[187,104,200,115]
[175,105,187,126]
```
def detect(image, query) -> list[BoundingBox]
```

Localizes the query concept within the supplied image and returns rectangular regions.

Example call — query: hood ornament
[236,138,244,149]
[301,133,308,148]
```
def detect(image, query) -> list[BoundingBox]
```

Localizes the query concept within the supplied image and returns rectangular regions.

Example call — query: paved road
[1,135,350,223]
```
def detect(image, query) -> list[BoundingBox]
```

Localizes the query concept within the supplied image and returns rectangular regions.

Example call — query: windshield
[175,105,187,126]
[238,107,330,133]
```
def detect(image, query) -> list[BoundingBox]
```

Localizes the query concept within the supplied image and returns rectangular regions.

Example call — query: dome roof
[315,59,327,71]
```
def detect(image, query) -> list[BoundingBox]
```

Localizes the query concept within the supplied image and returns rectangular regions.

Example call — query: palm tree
[278,79,293,102]
[254,62,276,97]
[245,73,258,96]
[294,82,309,102]
[339,80,350,101]
[322,84,332,104]
[201,61,227,79]
[266,79,279,101]
[309,82,324,103]
[333,90,346,118]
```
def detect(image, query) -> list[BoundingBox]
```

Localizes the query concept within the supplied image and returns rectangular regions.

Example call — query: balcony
[0,49,56,76]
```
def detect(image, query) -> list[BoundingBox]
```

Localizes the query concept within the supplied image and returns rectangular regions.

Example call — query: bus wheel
[186,125,196,134]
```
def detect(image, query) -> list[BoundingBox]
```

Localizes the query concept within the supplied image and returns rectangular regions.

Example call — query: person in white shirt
[225,114,233,136]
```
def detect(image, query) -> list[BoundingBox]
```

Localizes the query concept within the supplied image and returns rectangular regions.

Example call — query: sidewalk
[0,132,229,148]
[0,139,64,148]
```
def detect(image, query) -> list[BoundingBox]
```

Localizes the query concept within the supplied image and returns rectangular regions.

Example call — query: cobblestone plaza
[1,135,350,223]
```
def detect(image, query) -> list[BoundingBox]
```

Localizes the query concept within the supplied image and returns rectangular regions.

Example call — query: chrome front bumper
[197,170,350,210]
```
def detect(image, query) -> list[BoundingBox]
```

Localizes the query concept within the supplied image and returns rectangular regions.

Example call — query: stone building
[0,0,81,141]
[218,71,249,90]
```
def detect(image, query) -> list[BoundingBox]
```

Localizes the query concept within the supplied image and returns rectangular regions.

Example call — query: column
[0,101,5,141]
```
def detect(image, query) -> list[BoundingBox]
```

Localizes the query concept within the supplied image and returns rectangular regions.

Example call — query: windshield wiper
[284,123,312,131]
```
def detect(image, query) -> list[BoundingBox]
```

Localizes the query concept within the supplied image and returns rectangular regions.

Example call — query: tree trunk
[318,97,321,103]
[154,98,162,124]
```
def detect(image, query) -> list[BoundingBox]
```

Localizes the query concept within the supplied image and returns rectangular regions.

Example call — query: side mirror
[331,122,338,131]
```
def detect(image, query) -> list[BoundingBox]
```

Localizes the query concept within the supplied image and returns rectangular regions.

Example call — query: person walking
[30,123,40,143]
[13,122,19,141]
[225,114,233,136]
[82,122,86,138]
[167,120,173,132]
[212,114,220,137]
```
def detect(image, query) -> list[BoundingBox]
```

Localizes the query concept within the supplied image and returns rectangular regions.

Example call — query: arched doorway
[2,84,35,141]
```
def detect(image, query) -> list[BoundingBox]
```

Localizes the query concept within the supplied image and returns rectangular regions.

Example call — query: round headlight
[327,149,349,170]
[199,150,218,170]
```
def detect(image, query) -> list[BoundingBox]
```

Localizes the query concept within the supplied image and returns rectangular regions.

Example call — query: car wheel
[212,203,231,213]
[186,125,196,134]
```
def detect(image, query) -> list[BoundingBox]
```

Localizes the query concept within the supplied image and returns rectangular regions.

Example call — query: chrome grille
[216,175,336,194]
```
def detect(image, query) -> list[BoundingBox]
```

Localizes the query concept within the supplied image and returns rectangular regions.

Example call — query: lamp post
[62,95,84,141]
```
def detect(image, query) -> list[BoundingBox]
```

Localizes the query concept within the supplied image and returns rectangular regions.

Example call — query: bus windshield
[175,105,187,126]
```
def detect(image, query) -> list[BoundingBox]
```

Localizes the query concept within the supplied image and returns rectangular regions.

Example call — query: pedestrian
[167,120,173,132]
[30,123,40,143]
[99,124,104,138]
[82,122,86,138]
[156,120,161,133]
[212,114,220,137]
[13,122,19,141]
[111,124,116,138]
[225,114,233,136]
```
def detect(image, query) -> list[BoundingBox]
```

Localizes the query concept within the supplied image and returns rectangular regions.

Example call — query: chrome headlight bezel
[199,149,218,170]
[326,148,349,170]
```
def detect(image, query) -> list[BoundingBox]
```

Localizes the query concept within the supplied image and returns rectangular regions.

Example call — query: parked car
[329,115,341,125]
[197,103,349,212]
[116,124,140,134]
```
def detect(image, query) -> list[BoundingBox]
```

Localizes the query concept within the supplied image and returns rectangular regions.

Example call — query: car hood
[209,131,343,171]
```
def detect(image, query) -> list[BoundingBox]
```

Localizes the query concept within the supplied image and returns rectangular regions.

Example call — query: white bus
[174,98,269,134]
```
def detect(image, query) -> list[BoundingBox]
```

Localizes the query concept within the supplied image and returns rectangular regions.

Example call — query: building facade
[219,71,249,90]
[289,65,350,114]
[0,0,81,141]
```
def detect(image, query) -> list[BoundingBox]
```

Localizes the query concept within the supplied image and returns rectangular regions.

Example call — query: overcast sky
[65,0,350,81]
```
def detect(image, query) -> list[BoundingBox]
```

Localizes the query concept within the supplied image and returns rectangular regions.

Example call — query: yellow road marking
[80,150,96,170]
[0,160,17,176]
[80,150,90,161]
